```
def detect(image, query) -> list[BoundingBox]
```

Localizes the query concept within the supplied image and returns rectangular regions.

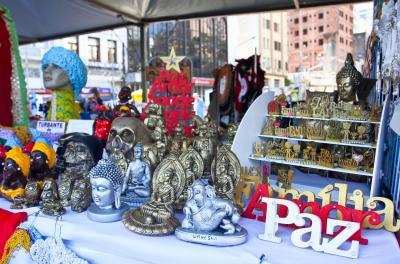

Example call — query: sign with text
[36,121,66,145]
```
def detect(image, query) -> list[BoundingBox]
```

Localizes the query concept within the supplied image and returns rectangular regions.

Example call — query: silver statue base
[120,194,150,208]
[175,227,248,246]
[87,202,129,223]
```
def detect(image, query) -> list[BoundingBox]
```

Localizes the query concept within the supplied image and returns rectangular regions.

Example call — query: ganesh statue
[175,180,247,246]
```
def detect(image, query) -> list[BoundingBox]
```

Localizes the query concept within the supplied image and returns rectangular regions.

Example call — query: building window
[345,14,348,20]
[318,26,324,32]
[303,16,307,23]
[285,62,288,71]
[67,37,79,54]
[263,37,266,49]
[88,37,100,62]
[278,60,282,70]
[303,41,307,48]
[346,39,348,45]
[350,16,353,23]
[318,13,324,19]
[274,41,281,51]
[303,28,307,35]
[295,30,299,36]
[350,41,353,46]
[108,40,117,63]
[295,43,299,49]
[274,22,279,32]
[274,79,280,88]
[339,10,344,17]
[340,24,344,30]
[265,19,270,29]
[294,18,299,24]
[318,39,323,46]
[345,27,348,33]
[340,37,344,43]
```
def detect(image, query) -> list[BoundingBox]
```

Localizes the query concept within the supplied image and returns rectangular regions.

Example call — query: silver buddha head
[89,159,125,210]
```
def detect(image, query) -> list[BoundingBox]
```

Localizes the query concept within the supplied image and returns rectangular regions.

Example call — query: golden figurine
[293,144,301,160]
[349,105,367,120]
[263,118,274,135]
[275,127,289,137]
[211,146,241,202]
[296,102,312,117]
[319,149,334,168]
[176,146,204,210]
[325,122,342,142]
[170,124,191,155]
[123,154,186,236]
[362,149,375,173]
[369,104,382,122]
[342,122,351,141]
[357,126,367,141]
[252,142,262,157]
[284,141,293,160]
[281,107,295,116]
[265,141,285,159]
[289,126,304,138]
[338,158,358,171]
[277,169,294,189]
[306,125,326,140]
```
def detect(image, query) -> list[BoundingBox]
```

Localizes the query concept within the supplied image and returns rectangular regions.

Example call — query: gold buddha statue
[336,53,375,104]
[123,154,185,236]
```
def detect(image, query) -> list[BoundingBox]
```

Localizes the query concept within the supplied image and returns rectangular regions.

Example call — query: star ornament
[160,47,185,72]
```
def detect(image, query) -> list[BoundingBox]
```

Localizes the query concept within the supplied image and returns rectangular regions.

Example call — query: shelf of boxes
[258,134,377,148]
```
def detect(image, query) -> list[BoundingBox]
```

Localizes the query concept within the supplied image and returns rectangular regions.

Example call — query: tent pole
[140,23,148,102]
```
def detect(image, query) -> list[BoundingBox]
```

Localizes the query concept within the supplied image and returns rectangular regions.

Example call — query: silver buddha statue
[175,180,247,246]
[120,143,152,207]
[87,159,129,222]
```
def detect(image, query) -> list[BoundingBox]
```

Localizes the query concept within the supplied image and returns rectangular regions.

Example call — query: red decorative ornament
[94,119,112,141]
[23,141,34,153]
[147,69,194,136]
[0,145,6,159]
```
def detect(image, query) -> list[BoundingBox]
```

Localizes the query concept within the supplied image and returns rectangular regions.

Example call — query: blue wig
[42,47,87,97]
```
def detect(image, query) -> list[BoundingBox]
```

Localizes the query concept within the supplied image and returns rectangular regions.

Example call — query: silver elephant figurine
[181,180,241,235]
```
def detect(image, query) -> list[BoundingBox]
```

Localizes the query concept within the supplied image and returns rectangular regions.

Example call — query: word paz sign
[259,197,361,259]
[148,69,194,136]
[36,120,66,145]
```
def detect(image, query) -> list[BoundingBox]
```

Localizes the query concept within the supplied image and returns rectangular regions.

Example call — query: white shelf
[266,114,381,124]
[268,168,371,203]
[249,156,373,177]
[258,134,377,148]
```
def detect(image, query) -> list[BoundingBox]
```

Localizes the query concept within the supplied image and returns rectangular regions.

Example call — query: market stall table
[1,200,399,264]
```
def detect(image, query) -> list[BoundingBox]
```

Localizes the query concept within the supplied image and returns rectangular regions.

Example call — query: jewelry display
[175,180,247,246]
[87,159,129,222]
[123,154,185,236]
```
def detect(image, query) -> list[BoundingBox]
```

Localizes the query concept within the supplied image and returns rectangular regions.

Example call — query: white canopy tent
[0,0,370,99]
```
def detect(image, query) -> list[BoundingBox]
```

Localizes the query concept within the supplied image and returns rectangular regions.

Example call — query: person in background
[86,88,103,113]
[193,92,206,118]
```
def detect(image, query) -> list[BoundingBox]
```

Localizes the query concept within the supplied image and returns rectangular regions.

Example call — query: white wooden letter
[291,213,324,252]
[322,219,360,258]
[258,198,299,243]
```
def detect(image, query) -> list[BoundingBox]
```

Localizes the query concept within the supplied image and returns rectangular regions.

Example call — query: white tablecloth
[1,199,399,264]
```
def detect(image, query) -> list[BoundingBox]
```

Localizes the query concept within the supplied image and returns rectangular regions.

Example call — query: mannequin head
[89,159,125,210]
[42,47,87,97]
[43,64,70,90]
